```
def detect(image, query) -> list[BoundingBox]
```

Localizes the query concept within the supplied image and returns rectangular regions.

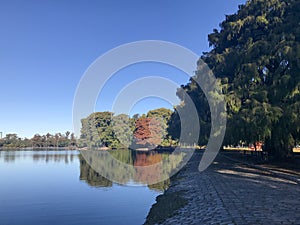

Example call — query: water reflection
[79,151,171,191]
[0,150,76,163]
[80,149,187,188]
[0,149,182,191]
[79,154,113,187]
[0,150,160,225]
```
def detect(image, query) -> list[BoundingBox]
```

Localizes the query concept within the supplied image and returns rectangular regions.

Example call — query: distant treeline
[0,132,76,149]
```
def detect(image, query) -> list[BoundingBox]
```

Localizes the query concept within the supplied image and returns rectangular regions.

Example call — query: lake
[0,150,171,225]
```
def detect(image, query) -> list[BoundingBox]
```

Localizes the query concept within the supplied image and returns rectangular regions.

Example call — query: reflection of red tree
[134,152,162,166]
[134,152,163,184]
[134,118,163,147]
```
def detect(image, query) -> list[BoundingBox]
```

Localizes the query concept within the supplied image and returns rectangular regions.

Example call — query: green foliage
[167,0,299,158]
[80,108,175,149]
[112,114,135,148]
[0,132,76,149]
[147,108,173,121]
[79,112,114,148]
[202,0,300,158]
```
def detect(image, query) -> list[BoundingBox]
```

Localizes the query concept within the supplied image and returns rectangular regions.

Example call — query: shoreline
[0,146,178,152]
[2,146,299,153]
[144,150,300,225]
[0,146,78,151]
[144,151,201,225]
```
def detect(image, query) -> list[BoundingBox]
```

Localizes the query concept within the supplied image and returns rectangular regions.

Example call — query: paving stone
[155,152,300,225]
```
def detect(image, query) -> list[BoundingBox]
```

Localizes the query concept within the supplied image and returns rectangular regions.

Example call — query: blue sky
[0,0,246,138]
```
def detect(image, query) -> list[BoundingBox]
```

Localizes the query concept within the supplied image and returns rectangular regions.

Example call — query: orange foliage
[134,118,163,147]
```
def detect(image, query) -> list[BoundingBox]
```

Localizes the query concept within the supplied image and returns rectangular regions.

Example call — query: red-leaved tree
[134,117,164,147]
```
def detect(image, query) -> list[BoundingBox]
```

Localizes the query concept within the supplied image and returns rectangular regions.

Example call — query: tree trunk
[266,125,294,160]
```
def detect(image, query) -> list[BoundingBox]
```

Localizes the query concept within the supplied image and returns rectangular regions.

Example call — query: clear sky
[0,0,246,138]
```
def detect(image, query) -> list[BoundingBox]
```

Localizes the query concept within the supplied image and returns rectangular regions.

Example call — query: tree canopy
[169,0,300,158]
[79,108,174,149]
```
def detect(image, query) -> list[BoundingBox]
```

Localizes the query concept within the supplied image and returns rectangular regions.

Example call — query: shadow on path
[145,151,300,225]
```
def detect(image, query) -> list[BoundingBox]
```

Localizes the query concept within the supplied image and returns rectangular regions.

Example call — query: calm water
[0,150,166,225]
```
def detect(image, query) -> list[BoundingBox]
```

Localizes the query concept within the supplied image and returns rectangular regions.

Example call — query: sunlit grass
[223,147,300,153]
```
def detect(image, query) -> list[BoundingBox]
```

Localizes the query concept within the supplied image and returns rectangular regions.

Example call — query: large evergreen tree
[171,0,299,158]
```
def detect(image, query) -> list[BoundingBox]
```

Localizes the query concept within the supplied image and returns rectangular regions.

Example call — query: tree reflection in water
[79,149,187,191]
[79,154,113,187]
[0,151,76,163]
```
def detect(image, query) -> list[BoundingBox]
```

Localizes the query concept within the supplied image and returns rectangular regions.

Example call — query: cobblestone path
[158,152,300,225]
